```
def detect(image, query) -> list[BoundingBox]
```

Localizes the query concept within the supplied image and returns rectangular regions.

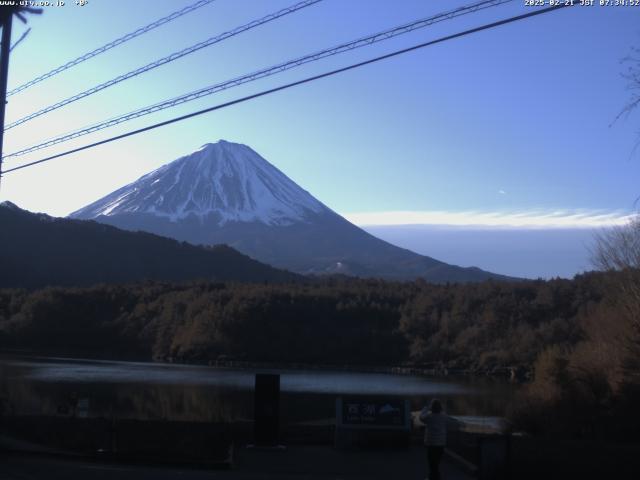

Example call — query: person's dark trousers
[427,445,444,480]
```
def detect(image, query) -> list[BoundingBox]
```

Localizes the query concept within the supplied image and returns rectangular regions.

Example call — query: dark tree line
[0,273,616,371]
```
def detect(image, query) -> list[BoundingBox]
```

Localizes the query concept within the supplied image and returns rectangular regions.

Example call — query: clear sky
[1,0,639,277]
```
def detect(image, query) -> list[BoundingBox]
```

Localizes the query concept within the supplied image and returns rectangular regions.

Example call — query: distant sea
[364,225,597,280]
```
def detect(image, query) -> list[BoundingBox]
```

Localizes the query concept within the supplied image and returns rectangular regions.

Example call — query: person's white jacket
[420,408,448,446]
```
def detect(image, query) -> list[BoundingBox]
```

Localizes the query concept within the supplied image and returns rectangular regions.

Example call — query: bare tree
[614,46,640,126]
[591,216,640,318]
[591,217,640,389]
[592,216,640,271]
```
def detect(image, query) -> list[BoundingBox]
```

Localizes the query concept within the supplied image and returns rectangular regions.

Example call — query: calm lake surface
[0,355,516,426]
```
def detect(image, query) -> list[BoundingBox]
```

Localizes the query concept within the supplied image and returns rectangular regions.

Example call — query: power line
[3,0,515,159]
[1,3,573,176]
[10,27,31,52]
[6,0,322,131]
[6,0,217,97]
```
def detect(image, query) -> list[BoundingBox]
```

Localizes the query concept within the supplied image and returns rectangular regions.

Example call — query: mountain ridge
[70,140,514,283]
[0,202,300,289]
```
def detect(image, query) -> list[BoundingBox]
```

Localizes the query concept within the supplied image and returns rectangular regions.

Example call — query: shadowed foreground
[1,446,472,480]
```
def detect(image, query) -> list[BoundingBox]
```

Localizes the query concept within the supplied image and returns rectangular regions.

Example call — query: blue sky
[1,0,639,277]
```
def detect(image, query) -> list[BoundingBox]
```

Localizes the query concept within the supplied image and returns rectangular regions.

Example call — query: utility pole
[0,11,13,190]
[0,6,41,190]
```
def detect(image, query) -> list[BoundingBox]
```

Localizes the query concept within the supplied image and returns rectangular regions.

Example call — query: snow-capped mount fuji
[73,140,327,225]
[71,140,509,282]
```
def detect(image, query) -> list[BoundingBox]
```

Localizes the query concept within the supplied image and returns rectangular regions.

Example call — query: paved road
[1,446,473,480]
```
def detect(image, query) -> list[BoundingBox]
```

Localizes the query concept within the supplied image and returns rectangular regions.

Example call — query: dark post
[253,373,280,446]
[0,12,13,188]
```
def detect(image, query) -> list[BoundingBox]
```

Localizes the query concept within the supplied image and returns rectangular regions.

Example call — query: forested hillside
[0,202,299,288]
[0,273,615,370]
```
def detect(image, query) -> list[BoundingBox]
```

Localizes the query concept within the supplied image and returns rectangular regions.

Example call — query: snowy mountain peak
[70,140,329,226]
[196,140,230,152]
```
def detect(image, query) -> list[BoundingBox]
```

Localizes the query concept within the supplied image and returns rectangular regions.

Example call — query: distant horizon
[1,196,608,280]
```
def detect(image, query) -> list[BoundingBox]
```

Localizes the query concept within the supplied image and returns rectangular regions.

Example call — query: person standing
[420,399,447,480]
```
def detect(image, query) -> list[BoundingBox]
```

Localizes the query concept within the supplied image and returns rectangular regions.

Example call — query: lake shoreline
[0,349,529,382]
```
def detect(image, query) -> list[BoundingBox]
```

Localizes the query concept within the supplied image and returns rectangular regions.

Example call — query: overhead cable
[6,0,322,130]
[1,3,573,175]
[4,0,515,158]
[7,0,217,97]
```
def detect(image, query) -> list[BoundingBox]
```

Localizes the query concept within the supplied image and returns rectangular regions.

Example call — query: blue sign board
[336,396,410,430]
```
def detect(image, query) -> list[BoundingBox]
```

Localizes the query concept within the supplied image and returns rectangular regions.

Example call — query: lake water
[0,355,516,427]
